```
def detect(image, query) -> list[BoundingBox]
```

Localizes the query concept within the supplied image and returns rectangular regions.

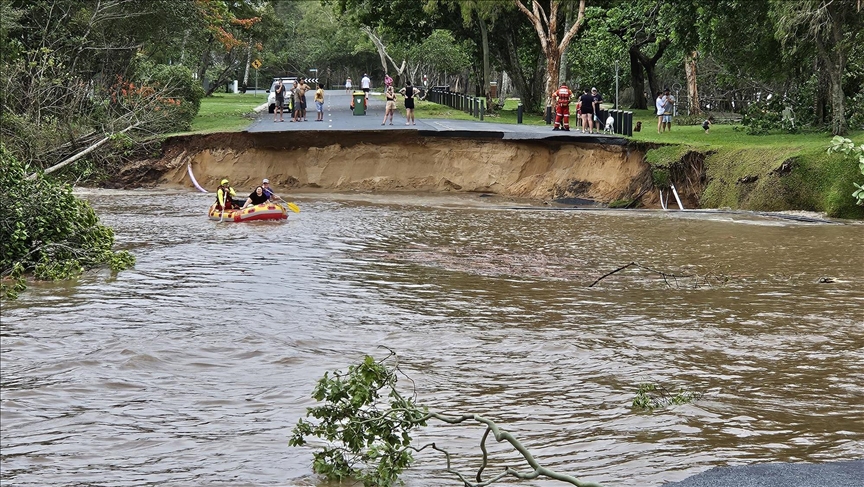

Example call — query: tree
[772,0,862,135]
[192,0,263,96]
[603,0,671,110]
[290,351,606,487]
[514,0,587,108]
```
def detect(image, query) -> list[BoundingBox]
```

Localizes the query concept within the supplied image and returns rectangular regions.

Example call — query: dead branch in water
[588,262,693,288]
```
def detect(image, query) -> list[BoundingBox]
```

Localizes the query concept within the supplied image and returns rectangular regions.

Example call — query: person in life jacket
[552,83,573,131]
[215,178,237,210]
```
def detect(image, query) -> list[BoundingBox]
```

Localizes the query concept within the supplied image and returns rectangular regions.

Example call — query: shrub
[0,146,135,299]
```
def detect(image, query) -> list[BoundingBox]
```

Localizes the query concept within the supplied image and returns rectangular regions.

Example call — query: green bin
[352,91,366,116]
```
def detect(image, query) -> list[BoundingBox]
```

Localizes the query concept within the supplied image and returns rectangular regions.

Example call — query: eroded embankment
[121,131,652,203]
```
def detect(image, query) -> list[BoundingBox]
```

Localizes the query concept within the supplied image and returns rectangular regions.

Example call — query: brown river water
[2,189,863,487]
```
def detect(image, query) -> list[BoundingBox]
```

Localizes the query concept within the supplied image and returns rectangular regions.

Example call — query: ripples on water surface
[2,190,863,486]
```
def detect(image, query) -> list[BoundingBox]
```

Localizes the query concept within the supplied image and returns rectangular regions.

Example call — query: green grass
[185,93,266,134]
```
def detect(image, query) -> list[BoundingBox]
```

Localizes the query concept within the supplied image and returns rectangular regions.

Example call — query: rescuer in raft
[215,179,237,210]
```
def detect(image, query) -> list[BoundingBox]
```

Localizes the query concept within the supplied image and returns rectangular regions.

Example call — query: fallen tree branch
[588,261,692,288]
[27,122,142,180]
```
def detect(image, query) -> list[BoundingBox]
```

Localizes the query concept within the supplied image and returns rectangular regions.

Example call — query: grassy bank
[415,100,864,218]
[186,93,265,134]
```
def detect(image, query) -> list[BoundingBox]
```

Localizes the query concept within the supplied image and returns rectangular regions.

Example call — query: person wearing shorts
[399,81,420,125]
[579,89,595,133]
[662,89,674,132]
[361,73,371,97]
[297,77,309,121]
[382,84,396,125]
[314,83,325,121]
[655,91,667,133]
[345,77,352,94]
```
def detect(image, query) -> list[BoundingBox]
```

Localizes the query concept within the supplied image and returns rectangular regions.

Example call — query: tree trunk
[543,46,561,109]
[197,36,214,91]
[636,39,669,104]
[685,50,700,115]
[559,9,572,86]
[242,35,252,90]
[814,59,828,125]
[496,32,541,112]
[479,17,491,109]
[822,15,848,135]
[513,0,586,110]
[628,47,647,109]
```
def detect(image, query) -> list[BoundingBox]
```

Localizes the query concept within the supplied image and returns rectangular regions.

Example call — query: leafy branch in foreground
[290,349,605,487]
[0,146,135,299]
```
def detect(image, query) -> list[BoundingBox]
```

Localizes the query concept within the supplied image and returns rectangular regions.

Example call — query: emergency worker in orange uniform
[552,84,573,131]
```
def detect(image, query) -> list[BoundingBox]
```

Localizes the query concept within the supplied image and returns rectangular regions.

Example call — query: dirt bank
[120,131,652,203]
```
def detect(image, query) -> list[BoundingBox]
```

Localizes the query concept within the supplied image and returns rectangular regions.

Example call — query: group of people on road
[552,84,604,133]
[215,178,283,211]
[381,77,420,125]
[274,77,326,123]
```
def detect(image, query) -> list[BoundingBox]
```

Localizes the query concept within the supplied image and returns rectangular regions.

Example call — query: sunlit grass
[184,93,266,134]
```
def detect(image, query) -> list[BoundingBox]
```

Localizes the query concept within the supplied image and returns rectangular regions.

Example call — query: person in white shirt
[655,91,667,134]
[345,77,352,94]
[361,74,371,98]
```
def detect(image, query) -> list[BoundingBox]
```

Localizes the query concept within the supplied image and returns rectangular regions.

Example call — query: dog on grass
[634,121,642,132]
[603,115,615,134]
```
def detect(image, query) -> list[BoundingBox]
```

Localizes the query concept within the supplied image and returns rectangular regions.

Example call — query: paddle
[278,201,300,213]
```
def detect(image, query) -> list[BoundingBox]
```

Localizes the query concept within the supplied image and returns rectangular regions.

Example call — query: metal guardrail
[427,87,485,121]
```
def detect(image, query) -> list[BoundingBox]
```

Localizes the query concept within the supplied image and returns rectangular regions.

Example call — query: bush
[0,146,135,299]
[131,59,205,132]
[741,98,798,135]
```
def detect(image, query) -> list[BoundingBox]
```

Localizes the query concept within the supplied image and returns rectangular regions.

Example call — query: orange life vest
[556,86,571,105]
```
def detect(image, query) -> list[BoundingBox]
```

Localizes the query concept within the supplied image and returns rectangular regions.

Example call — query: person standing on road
[314,83,325,121]
[579,89,595,134]
[552,83,573,131]
[273,80,285,122]
[361,73,371,98]
[345,77,352,94]
[382,84,396,125]
[291,80,302,122]
[591,87,604,133]
[298,77,310,122]
[400,81,420,125]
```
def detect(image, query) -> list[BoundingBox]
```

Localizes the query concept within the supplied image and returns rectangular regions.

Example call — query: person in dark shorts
[400,81,420,125]
[579,89,595,133]
[273,80,285,122]
[702,116,714,133]
[298,77,309,121]
[591,87,603,133]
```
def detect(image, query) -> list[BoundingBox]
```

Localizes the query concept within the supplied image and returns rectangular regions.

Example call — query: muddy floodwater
[2,189,863,487]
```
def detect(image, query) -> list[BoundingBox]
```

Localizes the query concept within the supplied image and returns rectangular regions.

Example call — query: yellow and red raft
[207,202,288,222]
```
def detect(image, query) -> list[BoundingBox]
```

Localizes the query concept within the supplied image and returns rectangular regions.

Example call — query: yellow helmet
[220,179,229,185]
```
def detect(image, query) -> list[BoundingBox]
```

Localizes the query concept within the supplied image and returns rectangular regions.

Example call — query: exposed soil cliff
[120,131,652,204]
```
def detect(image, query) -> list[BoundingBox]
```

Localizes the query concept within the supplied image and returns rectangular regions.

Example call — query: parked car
[267,77,297,113]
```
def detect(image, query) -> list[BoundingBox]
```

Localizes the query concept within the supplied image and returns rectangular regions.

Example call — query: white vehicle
[267,77,297,113]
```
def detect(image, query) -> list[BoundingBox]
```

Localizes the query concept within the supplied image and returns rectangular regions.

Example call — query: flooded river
[2,190,862,486]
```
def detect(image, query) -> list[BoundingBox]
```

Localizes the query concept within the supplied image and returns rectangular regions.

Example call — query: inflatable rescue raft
[208,202,288,222]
